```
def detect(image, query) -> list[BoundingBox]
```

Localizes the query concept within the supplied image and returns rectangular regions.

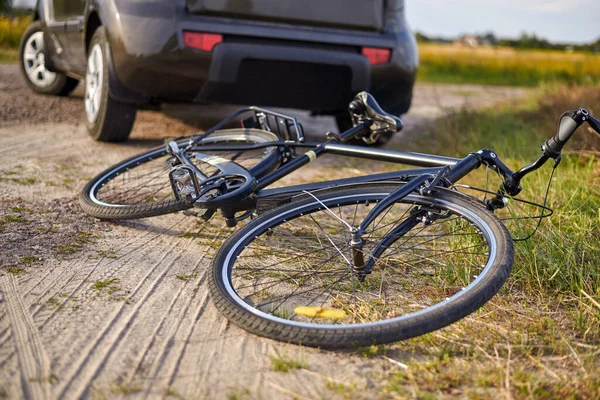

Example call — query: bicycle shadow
[109,215,194,238]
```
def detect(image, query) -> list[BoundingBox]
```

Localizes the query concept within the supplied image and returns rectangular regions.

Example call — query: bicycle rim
[211,184,513,347]
[81,129,279,219]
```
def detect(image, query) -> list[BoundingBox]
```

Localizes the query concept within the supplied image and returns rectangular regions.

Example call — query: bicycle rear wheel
[80,129,280,219]
[210,184,513,347]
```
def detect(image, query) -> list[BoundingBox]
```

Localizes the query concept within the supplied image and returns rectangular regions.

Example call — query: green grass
[4,266,26,275]
[405,85,600,332]
[91,278,119,293]
[419,43,600,86]
[376,84,600,398]
[270,349,307,372]
[54,231,97,258]
[164,387,186,400]
[355,344,387,358]
[0,46,18,62]
[175,272,198,282]
[109,384,142,395]
[1,214,30,224]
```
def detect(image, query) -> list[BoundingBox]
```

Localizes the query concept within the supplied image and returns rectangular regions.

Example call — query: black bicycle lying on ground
[80,92,600,348]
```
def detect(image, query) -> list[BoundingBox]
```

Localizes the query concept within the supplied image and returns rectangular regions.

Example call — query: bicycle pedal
[182,209,202,217]
[169,165,201,201]
[182,208,216,221]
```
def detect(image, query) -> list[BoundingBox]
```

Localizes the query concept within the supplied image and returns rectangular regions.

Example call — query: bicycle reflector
[183,31,223,51]
[362,47,391,65]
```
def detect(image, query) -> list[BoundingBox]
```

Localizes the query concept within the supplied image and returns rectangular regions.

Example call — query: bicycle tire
[80,129,280,219]
[210,183,513,348]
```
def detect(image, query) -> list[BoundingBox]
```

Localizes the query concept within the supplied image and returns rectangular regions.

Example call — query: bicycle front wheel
[210,184,513,347]
[80,129,280,219]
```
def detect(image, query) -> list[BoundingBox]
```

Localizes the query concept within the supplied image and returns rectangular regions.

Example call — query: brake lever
[586,114,600,137]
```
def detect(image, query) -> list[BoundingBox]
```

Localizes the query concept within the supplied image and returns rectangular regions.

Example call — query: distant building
[453,34,493,48]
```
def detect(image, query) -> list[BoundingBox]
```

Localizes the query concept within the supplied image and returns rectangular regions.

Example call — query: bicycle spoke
[227,190,495,326]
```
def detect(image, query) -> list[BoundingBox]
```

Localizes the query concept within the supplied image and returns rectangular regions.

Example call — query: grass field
[0,15,29,47]
[419,43,600,87]
[0,15,30,63]
[367,85,600,398]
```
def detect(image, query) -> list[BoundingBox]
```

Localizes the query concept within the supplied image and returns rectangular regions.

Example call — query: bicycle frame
[186,130,463,220]
[181,124,508,228]
[174,103,599,231]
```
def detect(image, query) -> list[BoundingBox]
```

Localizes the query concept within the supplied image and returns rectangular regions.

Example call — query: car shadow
[160,103,337,142]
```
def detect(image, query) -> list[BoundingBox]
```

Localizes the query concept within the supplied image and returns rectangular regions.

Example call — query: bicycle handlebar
[543,108,588,158]
[488,107,599,205]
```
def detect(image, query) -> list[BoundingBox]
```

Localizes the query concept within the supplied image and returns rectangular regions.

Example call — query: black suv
[20,0,418,143]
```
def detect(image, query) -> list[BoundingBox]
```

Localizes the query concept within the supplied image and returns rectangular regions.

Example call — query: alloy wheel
[22,31,57,88]
[85,44,104,123]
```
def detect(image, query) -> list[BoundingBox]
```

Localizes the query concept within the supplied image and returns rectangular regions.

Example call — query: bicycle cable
[512,159,558,242]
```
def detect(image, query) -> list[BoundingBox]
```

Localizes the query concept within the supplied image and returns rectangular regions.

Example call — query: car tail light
[361,47,391,65]
[183,31,223,51]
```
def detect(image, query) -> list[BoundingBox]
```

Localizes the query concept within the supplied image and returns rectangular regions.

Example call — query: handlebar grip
[543,109,587,158]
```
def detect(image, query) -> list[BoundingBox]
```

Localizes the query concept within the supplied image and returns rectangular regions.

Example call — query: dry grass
[419,43,600,86]
[0,15,30,48]
[0,15,31,63]
[365,85,600,398]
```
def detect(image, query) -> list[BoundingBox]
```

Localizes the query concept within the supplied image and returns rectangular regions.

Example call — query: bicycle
[80,92,600,348]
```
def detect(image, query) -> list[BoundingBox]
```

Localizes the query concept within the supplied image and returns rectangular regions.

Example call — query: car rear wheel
[85,26,137,142]
[19,21,79,96]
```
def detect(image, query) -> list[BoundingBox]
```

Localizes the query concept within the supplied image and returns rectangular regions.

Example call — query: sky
[10,0,600,44]
[406,0,600,44]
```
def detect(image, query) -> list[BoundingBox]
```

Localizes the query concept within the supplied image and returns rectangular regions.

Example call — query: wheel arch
[85,11,102,55]
[83,3,150,105]
[32,0,49,25]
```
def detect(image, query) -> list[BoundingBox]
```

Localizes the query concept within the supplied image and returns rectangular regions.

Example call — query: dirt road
[0,63,529,399]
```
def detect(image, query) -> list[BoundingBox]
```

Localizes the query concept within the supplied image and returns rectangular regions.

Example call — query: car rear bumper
[107,7,417,113]
[196,43,369,110]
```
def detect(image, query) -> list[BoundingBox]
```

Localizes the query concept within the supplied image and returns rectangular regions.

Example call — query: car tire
[335,112,394,146]
[85,26,136,142]
[19,21,79,96]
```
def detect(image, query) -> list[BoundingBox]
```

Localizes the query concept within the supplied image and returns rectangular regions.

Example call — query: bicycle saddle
[350,91,404,137]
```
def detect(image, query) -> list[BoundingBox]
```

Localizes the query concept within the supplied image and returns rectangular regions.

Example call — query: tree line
[416,31,600,53]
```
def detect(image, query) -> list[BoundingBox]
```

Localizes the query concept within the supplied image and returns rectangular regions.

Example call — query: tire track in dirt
[33,217,190,328]
[0,274,51,399]
[138,224,228,397]
[125,220,224,386]
[157,284,213,396]
[0,127,86,160]
[55,227,201,398]
[141,274,211,395]
[22,216,185,305]
[0,216,198,387]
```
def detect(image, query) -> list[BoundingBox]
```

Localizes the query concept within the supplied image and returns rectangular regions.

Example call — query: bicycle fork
[350,170,450,280]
